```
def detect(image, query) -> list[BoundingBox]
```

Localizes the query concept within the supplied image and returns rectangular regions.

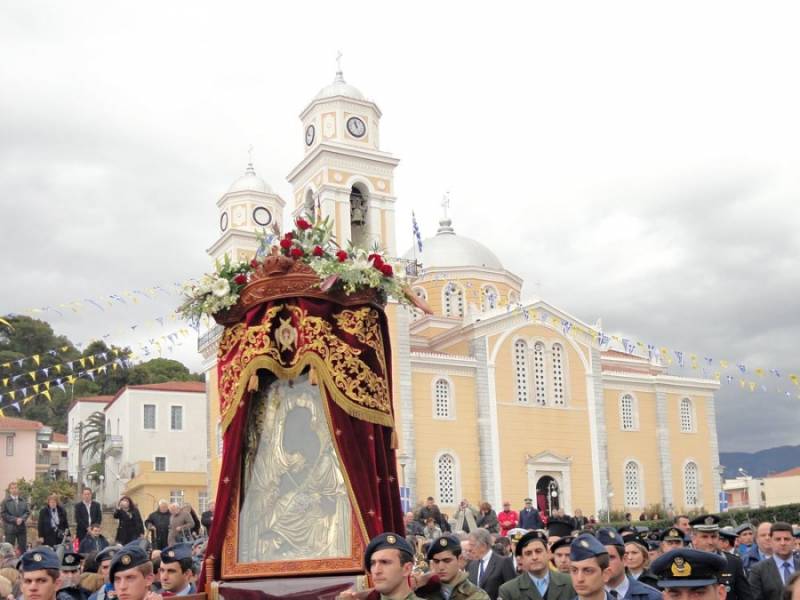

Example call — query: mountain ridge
[720,445,800,479]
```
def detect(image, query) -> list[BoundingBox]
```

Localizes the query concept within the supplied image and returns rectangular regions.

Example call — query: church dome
[228,163,273,194]
[315,70,365,101]
[403,218,504,270]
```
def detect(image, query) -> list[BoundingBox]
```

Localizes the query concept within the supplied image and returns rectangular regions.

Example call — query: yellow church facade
[199,67,721,520]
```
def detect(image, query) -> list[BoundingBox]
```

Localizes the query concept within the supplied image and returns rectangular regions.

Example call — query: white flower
[211,277,231,298]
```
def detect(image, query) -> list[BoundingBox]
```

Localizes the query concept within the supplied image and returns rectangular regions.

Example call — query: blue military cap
[734,523,753,535]
[20,547,61,571]
[689,514,720,532]
[426,534,461,560]
[160,543,193,564]
[364,532,414,571]
[61,552,83,571]
[515,531,549,557]
[95,544,121,564]
[651,549,726,588]
[597,527,624,547]
[719,527,737,543]
[108,541,150,582]
[646,540,661,552]
[570,533,608,561]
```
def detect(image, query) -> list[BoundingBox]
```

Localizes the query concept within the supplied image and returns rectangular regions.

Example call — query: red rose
[380,263,393,277]
[284,231,294,240]
[369,253,384,269]
[290,247,304,258]
[234,274,247,285]
[313,245,324,257]
[249,259,259,268]
[280,238,292,250]
[296,218,311,230]
[336,250,348,262]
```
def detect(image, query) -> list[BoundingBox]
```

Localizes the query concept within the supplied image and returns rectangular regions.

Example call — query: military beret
[550,536,574,553]
[719,527,737,543]
[61,552,83,571]
[109,541,150,582]
[570,533,608,562]
[160,543,192,564]
[507,528,528,544]
[20,547,60,572]
[95,545,121,564]
[426,534,461,560]
[516,531,549,557]
[651,548,726,588]
[659,528,687,543]
[597,527,625,547]
[364,532,414,571]
[547,518,574,539]
[689,514,720,532]
[734,523,754,535]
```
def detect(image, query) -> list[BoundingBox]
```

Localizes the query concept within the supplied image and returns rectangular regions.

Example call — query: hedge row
[606,504,800,531]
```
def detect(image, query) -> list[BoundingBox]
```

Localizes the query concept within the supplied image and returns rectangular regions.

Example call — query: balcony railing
[104,435,123,455]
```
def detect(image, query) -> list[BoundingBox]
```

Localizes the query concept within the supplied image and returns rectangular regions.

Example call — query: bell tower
[287,62,400,256]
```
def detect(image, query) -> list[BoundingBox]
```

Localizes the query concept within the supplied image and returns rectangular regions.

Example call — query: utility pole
[75,421,83,498]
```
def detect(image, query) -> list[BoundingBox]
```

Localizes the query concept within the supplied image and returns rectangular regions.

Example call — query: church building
[199,67,721,520]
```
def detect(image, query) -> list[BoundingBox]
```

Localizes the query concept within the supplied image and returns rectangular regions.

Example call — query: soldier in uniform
[158,543,195,596]
[108,541,155,600]
[19,546,62,600]
[339,532,422,600]
[550,537,573,575]
[719,528,738,554]
[689,515,752,600]
[415,534,488,600]
[735,525,755,559]
[58,552,88,600]
[88,545,121,600]
[568,534,613,600]
[498,530,574,600]
[660,528,687,553]
[650,548,728,600]
[595,528,660,600]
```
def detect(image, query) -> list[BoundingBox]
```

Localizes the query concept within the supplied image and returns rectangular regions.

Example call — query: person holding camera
[37,493,69,547]
[112,496,144,545]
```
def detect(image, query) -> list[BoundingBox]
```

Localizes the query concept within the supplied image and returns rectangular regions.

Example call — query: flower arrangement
[178,216,427,323]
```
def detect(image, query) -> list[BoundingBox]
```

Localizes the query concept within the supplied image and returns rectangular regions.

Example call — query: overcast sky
[1,2,799,454]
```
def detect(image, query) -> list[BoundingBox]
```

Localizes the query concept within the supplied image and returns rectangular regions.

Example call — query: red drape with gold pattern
[199,297,404,589]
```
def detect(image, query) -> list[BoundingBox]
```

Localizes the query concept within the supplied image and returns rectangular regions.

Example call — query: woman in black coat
[37,493,69,547]
[113,495,144,545]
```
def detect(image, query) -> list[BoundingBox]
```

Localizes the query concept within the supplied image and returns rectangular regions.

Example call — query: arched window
[433,378,453,419]
[684,461,699,507]
[443,284,464,318]
[551,343,566,406]
[350,184,369,248]
[679,398,694,432]
[508,290,519,306]
[514,339,529,404]
[533,342,547,405]
[624,461,641,507]
[481,286,499,312]
[436,453,457,505]
[620,394,636,431]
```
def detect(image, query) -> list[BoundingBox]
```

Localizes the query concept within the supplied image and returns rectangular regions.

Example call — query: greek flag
[412,211,423,253]
[400,486,412,513]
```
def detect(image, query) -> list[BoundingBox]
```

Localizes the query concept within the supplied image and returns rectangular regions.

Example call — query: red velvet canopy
[199,289,405,588]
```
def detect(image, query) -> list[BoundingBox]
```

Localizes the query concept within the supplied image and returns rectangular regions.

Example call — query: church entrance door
[536,475,560,517]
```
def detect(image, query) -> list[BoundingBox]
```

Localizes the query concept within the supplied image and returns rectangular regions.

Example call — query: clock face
[346,116,366,138]
[252,206,272,227]
[219,212,229,232]
[305,124,315,146]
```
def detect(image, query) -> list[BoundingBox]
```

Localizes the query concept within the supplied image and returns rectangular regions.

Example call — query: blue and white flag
[412,211,423,253]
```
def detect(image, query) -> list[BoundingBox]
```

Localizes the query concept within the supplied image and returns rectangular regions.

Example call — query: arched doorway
[536,475,560,517]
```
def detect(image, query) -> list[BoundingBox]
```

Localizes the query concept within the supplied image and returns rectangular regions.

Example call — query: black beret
[61,552,83,571]
[109,541,149,582]
[689,514,720,532]
[95,545,121,564]
[547,518,574,539]
[20,547,60,572]
[426,534,461,560]
[550,536,574,553]
[516,531,549,557]
[651,549,726,588]
[364,532,414,571]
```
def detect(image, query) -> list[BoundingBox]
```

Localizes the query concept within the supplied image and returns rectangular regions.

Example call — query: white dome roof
[315,70,365,101]
[403,218,504,270]
[228,163,273,194]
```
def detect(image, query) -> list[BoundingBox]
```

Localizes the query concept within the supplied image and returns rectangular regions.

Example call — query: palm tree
[81,411,106,465]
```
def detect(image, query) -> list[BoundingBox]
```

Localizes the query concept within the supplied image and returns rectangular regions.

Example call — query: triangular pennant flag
[42,367,49,377]
[88,356,96,366]
[8,390,15,400]
[55,365,62,374]
[42,390,51,401]
[28,371,37,382]
[80,358,86,368]
[32,384,39,394]
[32,355,40,366]
[1,377,7,387]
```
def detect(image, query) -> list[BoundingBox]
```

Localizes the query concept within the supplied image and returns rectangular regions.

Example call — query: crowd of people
[1,483,215,600]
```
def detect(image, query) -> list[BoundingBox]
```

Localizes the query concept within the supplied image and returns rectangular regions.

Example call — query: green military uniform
[417,571,490,600]
[380,594,424,600]
[498,570,574,600]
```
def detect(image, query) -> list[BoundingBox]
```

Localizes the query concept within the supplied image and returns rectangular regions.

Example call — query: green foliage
[127,358,202,385]
[80,411,106,460]
[15,477,76,511]
[606,503,800,530]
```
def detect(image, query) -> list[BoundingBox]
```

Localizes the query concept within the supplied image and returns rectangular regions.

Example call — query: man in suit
[468,528,517,600]
[595,528,660,600]
[1,481,30,553]
[743,522,773,572]
[499,530,574,600]
[748,522,800,600]
[689,514,753,600]
[74,488,102,542]
[518,499,544,531]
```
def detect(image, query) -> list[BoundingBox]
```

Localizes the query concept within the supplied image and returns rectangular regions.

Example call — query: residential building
[722,476,765,510]
[0,416,62,492]
[763,467,800,507]
[67,395,114,484]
